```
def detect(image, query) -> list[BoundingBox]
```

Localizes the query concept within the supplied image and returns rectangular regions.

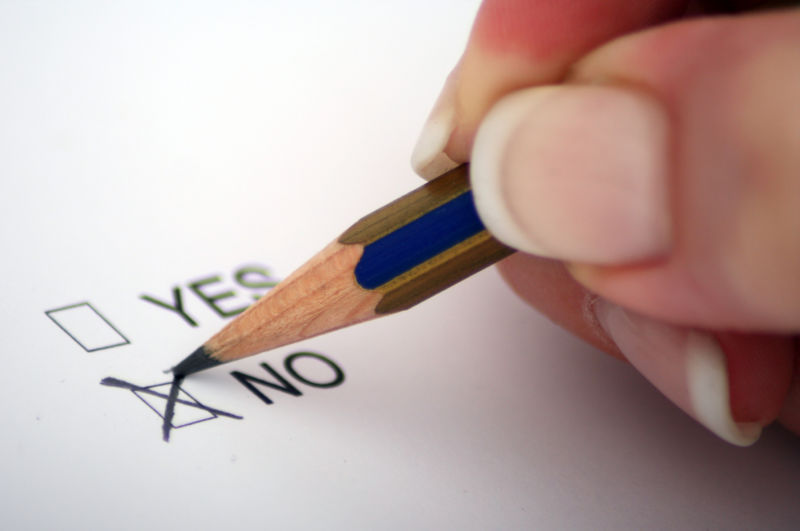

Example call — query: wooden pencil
[171,164,514,377]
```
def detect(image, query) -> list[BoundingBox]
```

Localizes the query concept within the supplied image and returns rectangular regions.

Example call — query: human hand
[411,0,800,445]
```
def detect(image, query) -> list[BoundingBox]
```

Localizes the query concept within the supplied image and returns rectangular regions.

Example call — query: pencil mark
[161,376,183,441]
[100,377,241,418]
[100,376,242,442]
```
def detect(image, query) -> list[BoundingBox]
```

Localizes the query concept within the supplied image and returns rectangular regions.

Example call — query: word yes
[141,264,279,327]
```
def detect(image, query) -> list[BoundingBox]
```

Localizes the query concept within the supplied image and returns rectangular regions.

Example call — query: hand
[411,0,800,446]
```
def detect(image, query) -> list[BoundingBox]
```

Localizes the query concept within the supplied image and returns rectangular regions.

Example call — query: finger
[471,9,800,331]
[716,331,795,429]
[499,253,797,444]
[495,253,624,359]
[692,0,797,12]
[778,340,800,434]
[593,299,795,445]
[570,9,800,330]
[487,10,800,444]
[411,0,688,179]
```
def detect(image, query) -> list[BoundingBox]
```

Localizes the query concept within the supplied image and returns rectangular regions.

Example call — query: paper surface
[1,2,798,530]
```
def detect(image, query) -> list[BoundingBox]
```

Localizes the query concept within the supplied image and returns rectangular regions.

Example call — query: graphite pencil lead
[171,345,221,378]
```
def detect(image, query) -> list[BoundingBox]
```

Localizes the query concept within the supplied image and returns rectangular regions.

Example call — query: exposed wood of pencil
[204,240,382,363]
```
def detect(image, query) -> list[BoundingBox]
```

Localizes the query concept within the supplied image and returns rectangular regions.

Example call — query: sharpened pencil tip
[171,346,221,378]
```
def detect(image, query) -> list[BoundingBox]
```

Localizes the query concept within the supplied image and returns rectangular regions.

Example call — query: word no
[232,351,345,405]
[101,351,344,442]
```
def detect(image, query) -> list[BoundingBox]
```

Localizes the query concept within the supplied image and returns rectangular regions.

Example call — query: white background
[1,1,798,530]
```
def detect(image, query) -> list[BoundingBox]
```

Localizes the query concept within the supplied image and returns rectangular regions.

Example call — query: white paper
[1,2,798,530]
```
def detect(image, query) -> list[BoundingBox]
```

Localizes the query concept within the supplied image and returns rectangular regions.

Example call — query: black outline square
[45,302,130,352]
[132,382,217,428]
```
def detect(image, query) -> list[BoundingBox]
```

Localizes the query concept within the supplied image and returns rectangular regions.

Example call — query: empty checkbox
[45,302,130,352]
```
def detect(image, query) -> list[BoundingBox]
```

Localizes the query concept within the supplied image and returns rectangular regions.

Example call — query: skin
[433,0,800,435]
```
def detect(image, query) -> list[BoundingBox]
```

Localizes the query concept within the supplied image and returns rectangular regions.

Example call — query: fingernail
[411,72,460,180]
[595,300,762,446]
[471,85,671,264]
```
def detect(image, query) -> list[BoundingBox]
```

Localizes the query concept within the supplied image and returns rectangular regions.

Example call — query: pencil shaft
[177,164,514,371]
[341,164,513,312]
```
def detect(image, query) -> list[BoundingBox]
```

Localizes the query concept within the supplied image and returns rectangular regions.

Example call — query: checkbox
[100,376,242,441]
[45,302,130,352]
[133,382,217,428]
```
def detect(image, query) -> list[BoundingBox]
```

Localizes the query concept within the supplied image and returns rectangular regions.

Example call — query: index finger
[412,0,688,178]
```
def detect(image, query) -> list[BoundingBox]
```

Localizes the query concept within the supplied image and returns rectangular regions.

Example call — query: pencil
[171,164,515,377]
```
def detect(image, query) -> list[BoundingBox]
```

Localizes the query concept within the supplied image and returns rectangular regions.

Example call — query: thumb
[470,9,800,331]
